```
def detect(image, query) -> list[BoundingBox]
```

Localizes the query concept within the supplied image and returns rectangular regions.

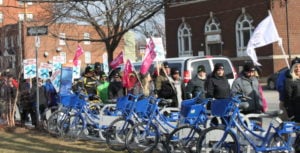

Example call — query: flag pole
[268,11,290,68]
[278,39,290,69]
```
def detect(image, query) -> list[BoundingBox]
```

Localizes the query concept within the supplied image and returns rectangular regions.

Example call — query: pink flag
[140,38,156,75]
[122,59,134,88]
[110,51,124,69]
[73,45,84,66]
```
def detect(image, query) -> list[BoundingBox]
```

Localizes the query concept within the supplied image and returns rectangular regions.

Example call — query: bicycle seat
[160,99,173,105]
[106,99,117,103]
[263,110,283,117]
[239,102,249,110]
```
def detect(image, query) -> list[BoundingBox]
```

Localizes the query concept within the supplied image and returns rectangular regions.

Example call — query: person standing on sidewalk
[206,63,230,99]
[185,65,207,99]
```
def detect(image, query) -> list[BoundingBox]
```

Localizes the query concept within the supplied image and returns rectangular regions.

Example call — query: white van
[132,56,237,86]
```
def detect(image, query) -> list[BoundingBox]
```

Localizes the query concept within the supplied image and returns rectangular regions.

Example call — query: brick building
[0,0,125,74]
[165,0,300,77]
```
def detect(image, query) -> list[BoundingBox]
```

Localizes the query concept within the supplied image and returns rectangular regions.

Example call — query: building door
[207,43,222,56]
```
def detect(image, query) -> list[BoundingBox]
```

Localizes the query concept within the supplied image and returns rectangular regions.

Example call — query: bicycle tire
[165,125,201,153]
[59,113,84,141]
[47,110,69,136]
[197,126,239,153]
[125,122,159,153]
[267,133,294,153]
[105,117,134,151]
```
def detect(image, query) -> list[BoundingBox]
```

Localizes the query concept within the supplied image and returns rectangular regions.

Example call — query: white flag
[246,13,280,65]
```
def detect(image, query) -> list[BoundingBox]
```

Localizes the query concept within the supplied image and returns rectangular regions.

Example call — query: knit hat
[243,62,256,72]
[163,61,169,68]
[197,65,206,73]
[291,57,300,67]
[171,68,180,75]
[214,63,224,70]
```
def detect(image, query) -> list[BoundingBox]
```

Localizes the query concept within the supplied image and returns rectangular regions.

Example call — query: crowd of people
[0,57,299,127]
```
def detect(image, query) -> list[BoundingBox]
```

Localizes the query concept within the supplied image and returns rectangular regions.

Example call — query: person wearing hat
[231,62,263,114]
[169,67,184,107]
[276,57,300,121]
[96,73,109,103]
[76,65,99,99]
[155,62,172,96]
[285,57,300,123]
[185,65,207,99]
[206,63,231,99]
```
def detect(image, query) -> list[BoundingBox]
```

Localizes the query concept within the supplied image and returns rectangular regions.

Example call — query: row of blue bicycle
[44,89,300,153]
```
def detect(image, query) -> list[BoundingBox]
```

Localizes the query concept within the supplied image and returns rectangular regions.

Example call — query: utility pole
[285,0,291,63]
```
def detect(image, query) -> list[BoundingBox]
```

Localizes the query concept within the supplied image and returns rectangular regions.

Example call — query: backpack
[158,81,176,99]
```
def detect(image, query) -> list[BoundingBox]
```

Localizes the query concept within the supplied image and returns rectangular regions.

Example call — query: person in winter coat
[231,62,263,114]
[108,73,124,100]
[185,65,207,99]
[206,63,230,99]
[276,57,300,121]
[170,68,184,108]
[285,60,300,122]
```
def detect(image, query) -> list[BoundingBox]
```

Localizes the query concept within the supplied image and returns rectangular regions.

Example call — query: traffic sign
[27,26,48,36]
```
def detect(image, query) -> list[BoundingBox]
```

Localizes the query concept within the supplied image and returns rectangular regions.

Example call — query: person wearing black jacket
[206,63,230,99]
[185,65,207,99]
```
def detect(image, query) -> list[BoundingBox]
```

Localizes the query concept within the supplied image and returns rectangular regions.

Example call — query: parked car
[267,67,288,90]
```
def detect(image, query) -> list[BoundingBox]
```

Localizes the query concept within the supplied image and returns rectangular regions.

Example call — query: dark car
[267,67,288,90]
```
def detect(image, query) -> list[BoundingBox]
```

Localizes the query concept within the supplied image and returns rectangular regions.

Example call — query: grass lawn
[0,126,121,153]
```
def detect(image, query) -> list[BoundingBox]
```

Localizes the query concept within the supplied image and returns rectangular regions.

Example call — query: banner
[39,63,51,80]
[23,59,36,79]
[60,66,73,94]
[110,51,124,69]
[73,45,84,66]
[246,13,280,65]
[140,38,156,75]
[122,59,134,88]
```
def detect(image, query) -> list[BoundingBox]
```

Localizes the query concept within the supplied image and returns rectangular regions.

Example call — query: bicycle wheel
[165,125,201,153]
[197,126,239,153]
[47,110,68,136]
[59,113,85,141]
[105,117,134,151]
[125,122,159,153]
[268,133,293,153]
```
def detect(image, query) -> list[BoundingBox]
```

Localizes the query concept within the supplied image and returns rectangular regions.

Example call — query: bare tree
[37,0,165,64]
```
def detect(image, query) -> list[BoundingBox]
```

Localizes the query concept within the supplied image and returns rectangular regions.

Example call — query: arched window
[178,21,192,57]
[204,15,222,55]
[236,12,254,57]
[205,16,221,33]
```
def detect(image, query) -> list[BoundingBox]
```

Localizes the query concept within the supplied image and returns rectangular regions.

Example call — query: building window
[59,33,66,45]
[204,14,222,55]
[177,21,192,57]
[85,51,91,64]
[0,13,3,23]
[236,13,254,57]
[18,13,33,21]
[83,33,90,45]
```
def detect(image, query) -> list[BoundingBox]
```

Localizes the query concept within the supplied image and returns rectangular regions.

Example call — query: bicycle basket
[134,97,154,118]
[116,95,134,114]
[278,122,295,134]
[210,98,234,117]
[181,98,196,117]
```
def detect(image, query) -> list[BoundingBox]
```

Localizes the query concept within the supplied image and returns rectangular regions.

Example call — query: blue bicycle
[124,96,178,153]
[196,95,299,153]
[165,94,211,153]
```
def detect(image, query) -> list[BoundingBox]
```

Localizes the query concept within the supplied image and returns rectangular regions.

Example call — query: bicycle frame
[222,100,295,152]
